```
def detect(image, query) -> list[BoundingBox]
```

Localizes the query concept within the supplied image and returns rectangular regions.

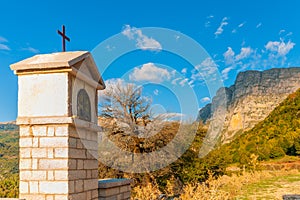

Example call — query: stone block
[39,182,68,194]
[54,195,68,200]
[69,170,86,180]
[68,181,75,193]
[84,160,98,169]
[77,159,83,169]
[32,158,38,169]
[31,171,47,180]
[75,180,84,193]
[33,138,39,147]
[19,181,29,193]
[99,187,120,197]
[69,148,86,159]
[32,148,47,158]
[20,138,32,147]
[54,148,68,158]
[47,148,54,158]
[39,159,68,170]
[20,159,31,169]
[47,126,55,136]
[69,138,77,148]
[46,196,54,200]
[32,126,47,136]
[55,126,68,136]
[69,192,86,200]
[120,185,130,193]
[84,179,98,191]
[47,171,54,181]
[20,148,31,158]
[40,137,68,148]
[91,189,98,198]
[29,181,39,193]
[54,171,68,180]
[19,126,31,136]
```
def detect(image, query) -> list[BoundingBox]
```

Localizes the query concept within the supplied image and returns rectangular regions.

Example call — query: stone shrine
[9,51,131,200]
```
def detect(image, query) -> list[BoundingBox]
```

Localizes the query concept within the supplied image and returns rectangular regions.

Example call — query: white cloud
[179,78,188,87]
[0,36,10,51]
[0,36,8,43]
[153,89,159,96]
[201,97,211,103]
[171,77,181,85]
[0,44,10,51]
[256,23,262,28]
[238,22,246,28]
[192,57,219,83]
[265,39,295,56]
[221,66,234,80]
[223,47,235,65]
[105,45,115,51]
[205,15,214,27]
[21,47,39,53]
[129,63,171,83]
[181,68,187,74]
[215,17,229,37]
[235,47,253,61]
[122,25,162,51]
[279,29,286,35]
[232,22,246,33]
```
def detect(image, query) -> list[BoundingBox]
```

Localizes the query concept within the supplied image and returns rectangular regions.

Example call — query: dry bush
[131,169,300,200]
[132,181,161,200]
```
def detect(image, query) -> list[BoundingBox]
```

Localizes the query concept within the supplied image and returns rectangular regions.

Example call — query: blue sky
[1,0,300,122]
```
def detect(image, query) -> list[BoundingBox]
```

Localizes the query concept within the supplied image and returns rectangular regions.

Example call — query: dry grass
[131,169,300,200]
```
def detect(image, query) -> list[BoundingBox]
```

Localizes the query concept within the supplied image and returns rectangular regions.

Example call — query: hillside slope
[203,88,300,169]
[198,67,300,146]
[0,124,19,177]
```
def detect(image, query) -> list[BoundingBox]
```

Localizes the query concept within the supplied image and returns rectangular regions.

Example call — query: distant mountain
[198,67,300,149]
[203,87,300,167]
[0,123,19,176]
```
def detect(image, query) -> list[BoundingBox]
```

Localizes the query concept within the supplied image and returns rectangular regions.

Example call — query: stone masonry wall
[19,124,98,200]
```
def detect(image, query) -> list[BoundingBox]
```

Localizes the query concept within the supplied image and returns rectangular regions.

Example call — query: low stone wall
[98,179,131,200]
[283,194,300,200]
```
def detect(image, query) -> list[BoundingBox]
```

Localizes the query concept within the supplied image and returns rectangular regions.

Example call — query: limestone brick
[32,126,47,136]
[84,179,98,191]
[47,126,55,136]
[84,160,98,170]
[54,148,68,158]
[39,182,68,194]
[19,181,29,193]
[47,171,54,181]
[20,148,31,158]
[39,159,68,170]
[54,195,68,200]
[40,137,68,148]
[19,126,31,136]
[75,180,84,193]
[47,148,54,158]
[55,126,68,136]
[20,138,32,148]
[20,159,32,169]
[29,181,39,193]
[32,148,47,158]
[31,171,47,180]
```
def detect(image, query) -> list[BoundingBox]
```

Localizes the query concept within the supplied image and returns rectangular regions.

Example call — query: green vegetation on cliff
[204,88,300,171]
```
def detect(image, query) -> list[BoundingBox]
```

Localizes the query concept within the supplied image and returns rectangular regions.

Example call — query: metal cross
[57,25,70,52]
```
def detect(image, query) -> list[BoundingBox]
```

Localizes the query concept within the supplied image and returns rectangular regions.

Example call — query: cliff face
[198,67,300,144]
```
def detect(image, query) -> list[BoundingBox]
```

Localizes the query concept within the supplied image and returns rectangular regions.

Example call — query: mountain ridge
[198,67,300,145]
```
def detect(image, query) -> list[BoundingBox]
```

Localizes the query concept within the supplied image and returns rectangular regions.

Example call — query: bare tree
[99,80,152,136]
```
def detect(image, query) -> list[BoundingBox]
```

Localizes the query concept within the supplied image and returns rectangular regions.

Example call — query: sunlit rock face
[198,67,300,143]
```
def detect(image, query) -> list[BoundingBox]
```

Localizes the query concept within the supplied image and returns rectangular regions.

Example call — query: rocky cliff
[198,67,300,146]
